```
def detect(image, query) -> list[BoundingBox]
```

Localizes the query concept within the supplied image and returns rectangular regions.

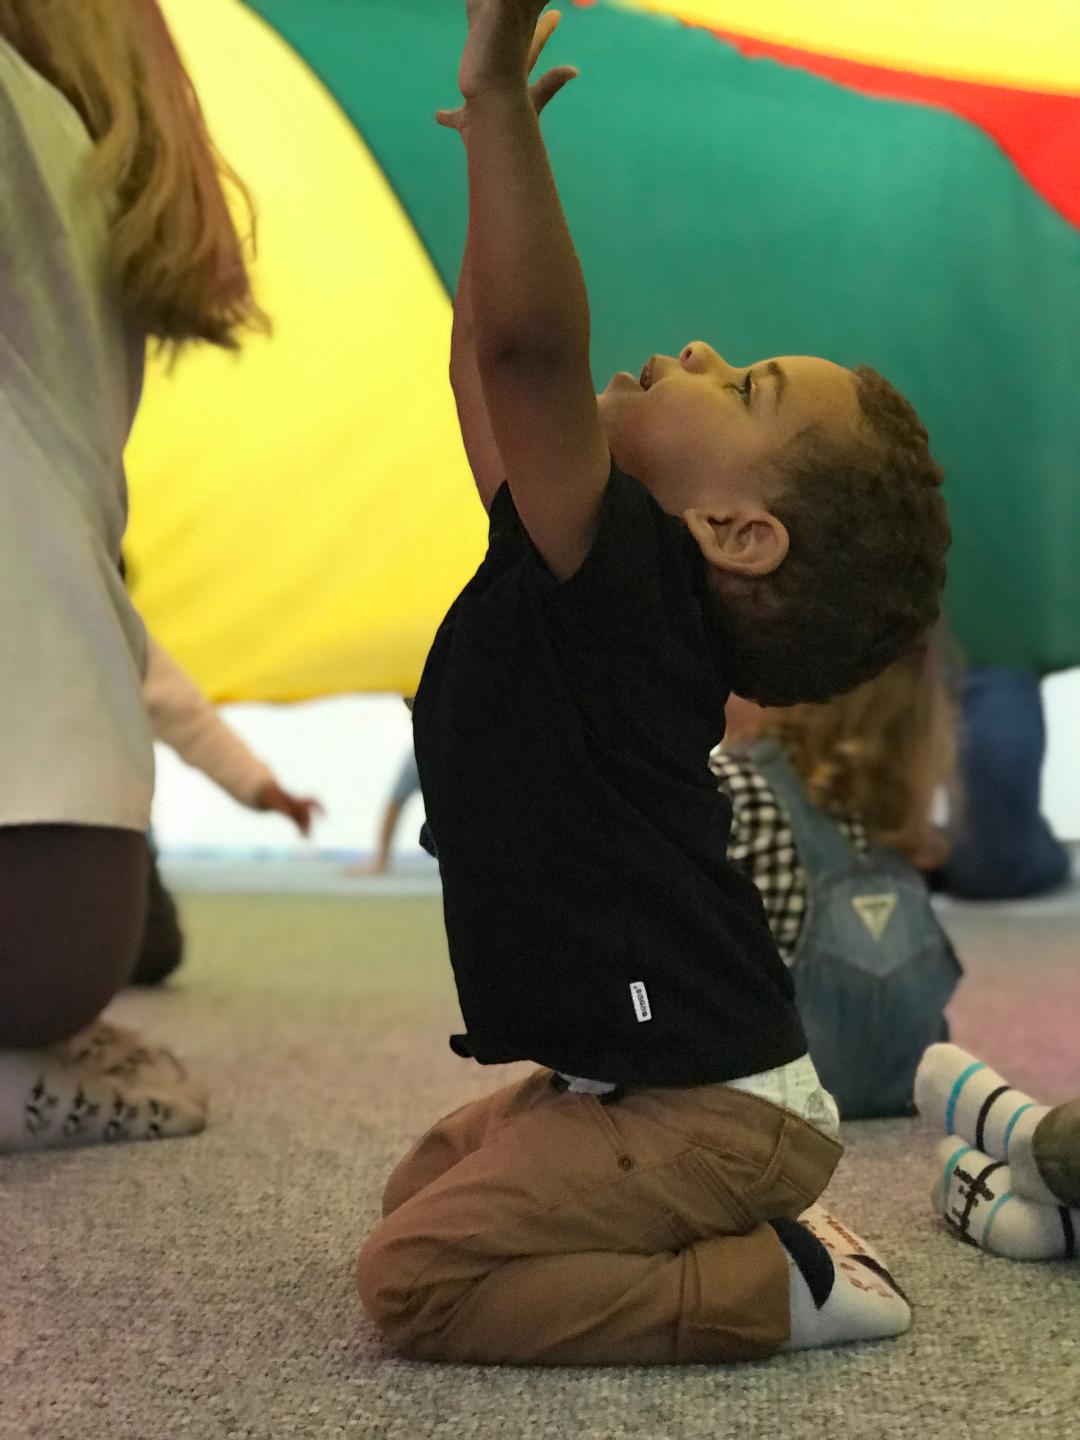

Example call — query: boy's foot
[933,1136,1079,1261]
[915,1044,1079,1207]
[0,1028,208,1154]
[774,1208,911,1351]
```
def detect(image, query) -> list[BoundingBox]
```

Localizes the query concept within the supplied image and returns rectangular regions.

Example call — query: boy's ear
[682,506,789,577]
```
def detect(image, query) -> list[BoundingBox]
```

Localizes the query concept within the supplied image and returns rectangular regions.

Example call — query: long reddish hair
[0,0,267,347]
[726,641,958,862]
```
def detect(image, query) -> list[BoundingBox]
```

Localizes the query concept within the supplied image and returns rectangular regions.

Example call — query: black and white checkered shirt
[709,745,869,965]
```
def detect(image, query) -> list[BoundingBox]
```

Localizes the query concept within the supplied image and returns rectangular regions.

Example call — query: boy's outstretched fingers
[528,7,562,66]
[437,8,577,130]
[530,64,579,110]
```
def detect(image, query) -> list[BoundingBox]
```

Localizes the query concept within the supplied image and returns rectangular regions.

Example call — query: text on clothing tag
[630,981,652,1023]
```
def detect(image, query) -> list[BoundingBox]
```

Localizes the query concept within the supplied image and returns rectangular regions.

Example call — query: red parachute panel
[572,4,1080,229]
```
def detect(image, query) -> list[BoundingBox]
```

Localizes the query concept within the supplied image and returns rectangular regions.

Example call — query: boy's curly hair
[712,366,950,707]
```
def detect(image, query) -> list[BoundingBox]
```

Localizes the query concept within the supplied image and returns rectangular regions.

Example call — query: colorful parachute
[125,0,1080,700]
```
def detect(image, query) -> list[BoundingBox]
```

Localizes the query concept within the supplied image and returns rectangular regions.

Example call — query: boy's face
[597,343,862,515]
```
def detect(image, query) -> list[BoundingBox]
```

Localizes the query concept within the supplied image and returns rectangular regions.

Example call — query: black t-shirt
[412,463,807,1087]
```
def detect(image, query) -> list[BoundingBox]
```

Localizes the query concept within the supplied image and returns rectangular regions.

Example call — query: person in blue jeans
[346,747,422,877]
[934,668,1071,900]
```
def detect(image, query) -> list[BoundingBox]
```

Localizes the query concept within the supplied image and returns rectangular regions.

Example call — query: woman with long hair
[0,0,264,1151]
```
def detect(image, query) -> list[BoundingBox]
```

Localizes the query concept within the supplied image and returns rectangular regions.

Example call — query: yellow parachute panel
[615,0,1080,92]
[125,0,484,701]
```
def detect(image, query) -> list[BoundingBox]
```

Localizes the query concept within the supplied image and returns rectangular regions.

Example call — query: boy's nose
[682,342,727,371]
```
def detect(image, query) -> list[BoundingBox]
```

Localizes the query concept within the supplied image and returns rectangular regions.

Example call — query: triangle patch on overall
[851,892,898,942]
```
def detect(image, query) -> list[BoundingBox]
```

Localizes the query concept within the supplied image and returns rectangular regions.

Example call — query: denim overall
[744,738,962,1119]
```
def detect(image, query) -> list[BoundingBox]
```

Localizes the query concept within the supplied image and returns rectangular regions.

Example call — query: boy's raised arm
[458,2,610,580]
[449,228,505,512]
[439,12,577,513]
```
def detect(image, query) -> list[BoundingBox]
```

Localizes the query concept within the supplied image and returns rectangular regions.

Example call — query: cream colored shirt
[144,637,274,807]
[1,38,153,829]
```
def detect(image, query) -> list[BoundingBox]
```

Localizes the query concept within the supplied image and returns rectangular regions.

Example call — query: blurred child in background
[346,747,421,878]
[713,641,961,1117]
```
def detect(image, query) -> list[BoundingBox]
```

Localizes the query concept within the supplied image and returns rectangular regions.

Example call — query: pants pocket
[687,1117,820,1228]
[682,1149,757,1232]
[748,1115,841,1216]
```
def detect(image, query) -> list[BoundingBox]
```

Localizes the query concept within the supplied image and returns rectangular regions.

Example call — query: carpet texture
[2,885,1078,1440]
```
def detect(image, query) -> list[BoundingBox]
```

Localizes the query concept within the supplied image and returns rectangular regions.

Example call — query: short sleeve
[487,481,518,541]
[546,461,707,644]
[476,466,733,723]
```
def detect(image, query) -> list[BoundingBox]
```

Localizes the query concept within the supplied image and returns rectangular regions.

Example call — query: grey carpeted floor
[3,874,1079,1440]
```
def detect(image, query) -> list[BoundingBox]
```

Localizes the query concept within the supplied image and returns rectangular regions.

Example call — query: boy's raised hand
[437,9,577,132]
[457,0,551,101]
[446,0,608,578]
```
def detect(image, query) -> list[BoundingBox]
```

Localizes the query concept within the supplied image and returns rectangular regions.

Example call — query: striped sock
[934,1136,1080,1261]
[914,1045,1060,1206]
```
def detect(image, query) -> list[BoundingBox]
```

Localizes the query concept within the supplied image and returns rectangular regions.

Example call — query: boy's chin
[595,395,617,446]
[596,374,639,424]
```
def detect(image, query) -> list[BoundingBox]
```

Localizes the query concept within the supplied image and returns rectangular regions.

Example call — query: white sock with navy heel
[774,1206,911,1350]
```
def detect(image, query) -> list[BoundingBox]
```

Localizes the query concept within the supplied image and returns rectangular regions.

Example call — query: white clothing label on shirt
[851,892,898,942]
[630,981,652,1023]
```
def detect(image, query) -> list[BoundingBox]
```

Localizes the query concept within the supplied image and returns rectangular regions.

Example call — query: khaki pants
[357,1068,842,1365]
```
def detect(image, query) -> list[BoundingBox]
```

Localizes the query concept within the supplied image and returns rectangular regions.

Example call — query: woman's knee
[0,825,148,1048]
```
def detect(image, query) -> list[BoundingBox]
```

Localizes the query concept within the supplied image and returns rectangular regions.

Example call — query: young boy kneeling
[357,4,950,1365]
